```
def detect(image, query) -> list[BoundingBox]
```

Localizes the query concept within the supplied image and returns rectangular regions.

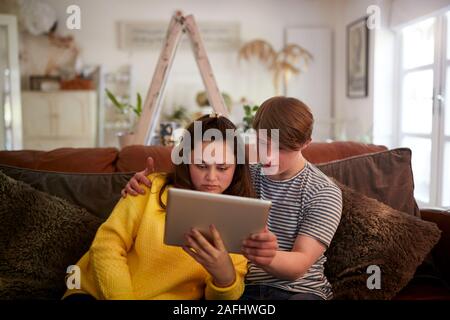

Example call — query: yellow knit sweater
[63,173,247,300]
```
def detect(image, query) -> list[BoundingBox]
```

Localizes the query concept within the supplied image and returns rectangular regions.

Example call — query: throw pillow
[317,148,420,217]
[0,172,103,299]
[0,164,133,219]
[325,180,441,300]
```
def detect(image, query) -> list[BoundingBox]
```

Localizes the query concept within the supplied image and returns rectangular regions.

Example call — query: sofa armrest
[420,208,450,284]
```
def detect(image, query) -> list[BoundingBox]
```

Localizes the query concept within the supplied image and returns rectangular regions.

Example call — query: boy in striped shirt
[240,96,342,300]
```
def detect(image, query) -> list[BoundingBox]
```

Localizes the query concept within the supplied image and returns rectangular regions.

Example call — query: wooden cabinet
[21,91,97,150]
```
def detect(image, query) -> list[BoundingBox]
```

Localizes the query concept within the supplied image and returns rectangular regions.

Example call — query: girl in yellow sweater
[63,115,255,300]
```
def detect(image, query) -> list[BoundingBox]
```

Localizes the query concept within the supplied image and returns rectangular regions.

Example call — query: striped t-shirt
[246,162,342,300]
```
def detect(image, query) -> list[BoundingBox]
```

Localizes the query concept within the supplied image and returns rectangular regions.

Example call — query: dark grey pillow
[324,180,441,300]
[0,172,103,299]
[0,164,133,219]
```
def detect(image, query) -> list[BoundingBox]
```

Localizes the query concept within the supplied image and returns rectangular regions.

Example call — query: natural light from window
[401,70,433,135]
[444,12,450,207]
[400,17,435,205]
[402,18,435,70]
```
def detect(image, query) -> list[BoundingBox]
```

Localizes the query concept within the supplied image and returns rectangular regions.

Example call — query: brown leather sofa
[1,141,449,300]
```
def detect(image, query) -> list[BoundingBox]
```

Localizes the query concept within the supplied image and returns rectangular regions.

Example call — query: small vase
[117,131,134,148]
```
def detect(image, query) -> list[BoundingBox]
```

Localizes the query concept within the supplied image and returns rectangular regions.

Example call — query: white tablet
[164,188,271,254]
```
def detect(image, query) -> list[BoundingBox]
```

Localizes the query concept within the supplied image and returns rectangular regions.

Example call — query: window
[397,12,449,208]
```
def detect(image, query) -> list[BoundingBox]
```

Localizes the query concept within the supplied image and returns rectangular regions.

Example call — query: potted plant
[105,88,142,147]
[163,105,191,128]
[242,104,259,132]
[240,104,259,152]
[195,91,233,114]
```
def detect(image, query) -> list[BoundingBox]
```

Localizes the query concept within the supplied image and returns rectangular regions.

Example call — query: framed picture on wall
[346,16,369,98]
[118,21,240,51]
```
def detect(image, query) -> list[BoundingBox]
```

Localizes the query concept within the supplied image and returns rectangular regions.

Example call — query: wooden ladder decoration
[129,11,229,146]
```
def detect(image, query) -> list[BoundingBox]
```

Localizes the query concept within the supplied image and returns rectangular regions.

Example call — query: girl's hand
[183,225,236,287]
[242,226,278,266]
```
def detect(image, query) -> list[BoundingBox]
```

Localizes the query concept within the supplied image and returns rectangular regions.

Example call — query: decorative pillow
[325,180,441,300]
[0,172,103,299]
[317,148,420,217]
[0,164,133,219]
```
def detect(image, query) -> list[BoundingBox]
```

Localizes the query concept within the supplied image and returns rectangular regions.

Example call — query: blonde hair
[253,96,313,150]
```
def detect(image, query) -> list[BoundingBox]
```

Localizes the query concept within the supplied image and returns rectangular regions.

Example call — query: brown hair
[158,115,255,209]
[253,96,314,150]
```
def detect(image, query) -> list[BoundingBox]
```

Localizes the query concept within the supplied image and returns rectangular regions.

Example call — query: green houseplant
[105,88,143,121]
[242,104,259,131]
[163,105,191,128]
[105,89,143,147]
[195,91,233,112]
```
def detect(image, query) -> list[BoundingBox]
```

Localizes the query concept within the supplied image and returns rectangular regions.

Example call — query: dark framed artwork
[346,16,369,98]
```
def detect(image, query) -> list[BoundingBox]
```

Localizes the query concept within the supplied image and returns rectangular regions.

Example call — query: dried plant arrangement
[238,39,313,95]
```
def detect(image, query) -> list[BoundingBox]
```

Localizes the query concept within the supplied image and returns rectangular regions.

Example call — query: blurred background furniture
[21,90,97,150]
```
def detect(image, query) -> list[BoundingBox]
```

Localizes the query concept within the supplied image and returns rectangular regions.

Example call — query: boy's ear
[300,139,312,151]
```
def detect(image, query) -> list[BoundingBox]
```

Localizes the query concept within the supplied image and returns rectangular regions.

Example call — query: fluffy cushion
[324,180,441,299]
[0,172,103,299]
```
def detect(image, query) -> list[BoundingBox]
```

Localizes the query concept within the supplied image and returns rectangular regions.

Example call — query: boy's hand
[121,157,155,198]
[242,226,278,267]
[183,225,236,288]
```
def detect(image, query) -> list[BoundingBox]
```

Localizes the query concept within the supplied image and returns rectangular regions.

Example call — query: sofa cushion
[420,209,450,285]
[317,148,420,217]
[325,180,441,300]
[114,142,387,173]
[303,141,387,164]
[116,145,174,173]
[0,164,133,219]
[0,148,118,173]
[393,277,450,300]
[0,172,103,300]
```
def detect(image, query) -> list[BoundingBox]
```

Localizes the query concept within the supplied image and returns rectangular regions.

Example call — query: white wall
[45,0,335,128]
[332,0,377,142]
[373,0,395,148]
[286,27,333,142]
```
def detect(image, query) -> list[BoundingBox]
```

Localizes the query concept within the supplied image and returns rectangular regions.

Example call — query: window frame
[395,13,449,208]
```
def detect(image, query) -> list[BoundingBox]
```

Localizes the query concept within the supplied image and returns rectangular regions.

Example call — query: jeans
[240,285,324,300]
[62,293,96,301]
